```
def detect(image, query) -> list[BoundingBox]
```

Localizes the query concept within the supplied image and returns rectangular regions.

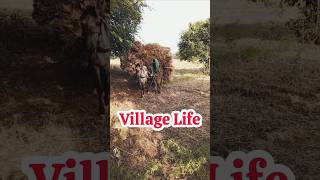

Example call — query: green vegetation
[111,162,143,180]
[250,0,320,44]
[111,139,209,180]
[111,0,146,56]
[178,19,210,67]
[142,139,209,180]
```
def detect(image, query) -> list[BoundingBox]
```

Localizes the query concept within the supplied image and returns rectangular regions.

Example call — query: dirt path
[110,59,210,179]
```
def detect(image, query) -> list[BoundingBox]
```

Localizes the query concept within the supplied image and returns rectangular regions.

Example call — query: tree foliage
[250,0,320,43]
[32,0,145,56]
[178,19,210,66]
[111,0,146,56]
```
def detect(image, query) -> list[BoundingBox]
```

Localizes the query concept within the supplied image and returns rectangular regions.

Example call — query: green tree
[111,0,146,56]
[178,19,210,67]
[250,0,320,43]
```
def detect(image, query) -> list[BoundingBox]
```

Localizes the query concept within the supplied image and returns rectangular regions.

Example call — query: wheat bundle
[32,0,109,43]
[120,41,174,82]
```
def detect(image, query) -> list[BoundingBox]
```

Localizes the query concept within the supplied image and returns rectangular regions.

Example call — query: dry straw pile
[32,0,109,42]
[120,41,174,82]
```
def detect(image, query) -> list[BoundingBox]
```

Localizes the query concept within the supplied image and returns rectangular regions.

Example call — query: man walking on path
[151,58,160,77]
[149,58,160,92]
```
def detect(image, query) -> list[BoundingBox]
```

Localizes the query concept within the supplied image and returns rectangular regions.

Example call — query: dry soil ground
[212,26,320,179]
[110,59,210,179]
[0,54,210,179]
[0,48,109,179]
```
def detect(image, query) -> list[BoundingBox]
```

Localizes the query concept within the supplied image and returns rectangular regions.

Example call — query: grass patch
[111,161,143,180]
[143,139,209,179]
[171,68,209,83]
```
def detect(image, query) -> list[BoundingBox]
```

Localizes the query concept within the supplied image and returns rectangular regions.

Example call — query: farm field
[0,3,210,179]
[212,23,320,179]
[0,9,110,179]
[0,45,111,179]
[110,58,210,179]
